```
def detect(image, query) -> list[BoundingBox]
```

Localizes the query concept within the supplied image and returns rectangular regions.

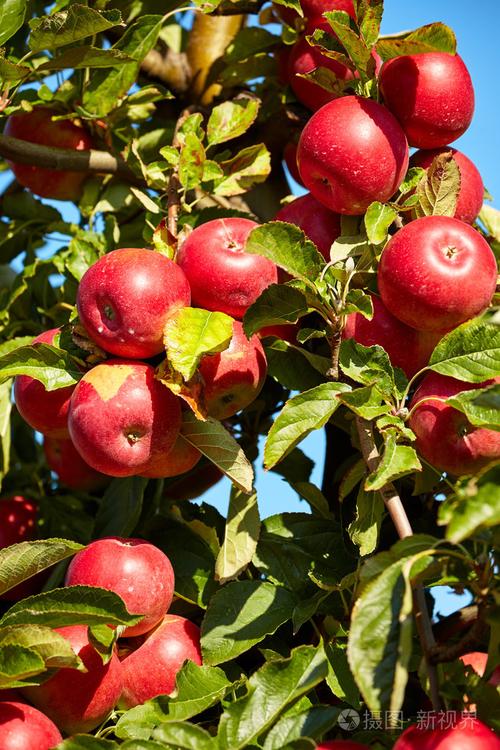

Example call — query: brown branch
[0,134,143,185]
[433,605,479,643]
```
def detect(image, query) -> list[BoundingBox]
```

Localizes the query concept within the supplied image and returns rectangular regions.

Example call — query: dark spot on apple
[445,245,458,259]
[104,304,115,321]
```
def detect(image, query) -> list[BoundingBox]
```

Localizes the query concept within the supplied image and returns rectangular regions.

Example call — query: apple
[141,432,201,479]
[43,435,109,491]
[410,148,484,225]
[0,700,62,750]
[165,461,223,501]
[77,247,191,359]
[22,624,123,735]
[409,373,500,476]
[378,216,497,332]
[4,107,93,201]
[199,320,267,420]
[259,323,298,344]
[460,652,500,687]
[316,742,370,749]
[14,328,74,438]
[68,359,182,477]
[275,192,341,261]
[177,218,278,319]
[297,95,409,214]
[343,294,441,378]
[274,0,355,25]
[65,537,174,637]
[120,615,202,708]
[283,140,304,186]
[379,53,475,148]
[0,495,42,602]
[393,716,500,750]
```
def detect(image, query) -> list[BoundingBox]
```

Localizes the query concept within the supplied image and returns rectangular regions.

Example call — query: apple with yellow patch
[68,360,181,477]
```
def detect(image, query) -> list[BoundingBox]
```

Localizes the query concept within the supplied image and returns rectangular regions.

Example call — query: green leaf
[428,320,500,382]
[243,284,308,338]
[324,11,373,74]
[364,202,397,245]
[56,738,119,750]
[376,22,457,60]
[348,486,384,556]
[0,343,80,390]
[201,580,297,665]
[179,132,206,192]
[325,643,360,707]
[263,705,339,750]
[215,488,260,584]
[265,339,329,391]
[0,624,82,671]
[88,623,117,665]
[94,477,148,539]
[338,384,391,420]
[365,435,422,491]
[440,466,500,543]
[0,0,27,47]
[0,380,12,489]
[164,308,234,382]
[180,412,254,494]
[0,644,45,688]
[38,46,135,71]
[358,0,384,48]
[446,383,500,430]
[291,482,331,518]
[29,6,122,52]
[479,204,500,241]
[415,151,461,218]
[0,586,143,629]
[151,723,216,750]
[0,539,83,596]
[398,167,427,195]
[339,339,401,397]
[0,58,30,83]
[215,143,271,196]
[207,97,260,147]
[218,644,328,749]
[264,382,350,470]
[116,662,235,740]
[246,222,325,286]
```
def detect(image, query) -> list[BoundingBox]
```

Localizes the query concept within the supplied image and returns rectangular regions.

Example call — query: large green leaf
[263,705,339,750]
[0,0,26,47]
[0,644,45,688]
[164,308,234,382]
[243,284,309,338]
[348,486,384,557]
[364,202,397,245]
[339,339,401,397]
[0,539,83,596]
[215,488,260,584]
[0,343,80,390]
[428,320,500,382]
[415,151,461,218]
[0,624,82,671]
[207,97,260,147]
[439,466,500,543]
[151,723,216,750]
[376,22,456,59]
[94,477,148,538]
[365,435,422,491]
[446,383,500,430]
[29,5,122,51]
[246,222,325,285]
[39,46,135,71]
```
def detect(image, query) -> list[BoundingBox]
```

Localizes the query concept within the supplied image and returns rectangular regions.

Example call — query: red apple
[4,107,93,201]
[68,359,182,477]
[283,140,304,186]
[378,216,497,332]
[120,615,202,708]
[14,328,74,438]
[65,537,174,637]
[177,218,278,319]
[199,321,267,420]
[393,716,500,750]
[409,373,500,476]
[43,435,109,492]
[343,294,441,378]
[316,742,370,749]
[274,0,355,25]
[460,652,500,687]
[0,495,42,602]
[165,462,223,501]
[141,432,201,479]
[276,192,341,261]
[0,701,62,750]
[22,625,123,735]
[298,95,409,214]
[259,323,298,344]
[77,248,191,359]
[379,53,475,148]
[410,148,484,225]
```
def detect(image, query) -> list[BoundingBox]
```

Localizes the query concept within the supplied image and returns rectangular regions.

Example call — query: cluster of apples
[0,533,201,746]
[274,0,499,478]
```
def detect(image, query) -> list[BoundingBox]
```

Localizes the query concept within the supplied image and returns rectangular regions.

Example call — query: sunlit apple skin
[44,435,109,492]
[344,294,441,378]
[393,716,500,750]
[283,141,304,186]
[379,53,475,149]
[276,193,341,261]
[409,373,500,476]
[65,537,174,637]
[14,328,73,438]
[141,432,201,479]
[199,321,267,420]
[77,248,191,359]
[274,0,355,24]
[0,495,41,602]
[22,625,123,736]
[316,742,370,749]
[4,108,93,201]
[0,701,62,750]
[298,96,409,214]
[460,652,500,687]
[177,218,278,319]
[410,148,484,225]
[120,615,202,708]
[68,360,181,477]
[378,216,497,332]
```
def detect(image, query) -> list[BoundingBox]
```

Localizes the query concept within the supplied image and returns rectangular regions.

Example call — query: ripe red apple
[259,323,298,344]
[274,0,355,25]
[43,435,109,491]
[4,108,93,201]
[460,652,500,687]
[77,248,191,359]
[0,495,45,602]
[409,373,500,476]
[410,148,484,225]
[0,700,62,750]
[283,140,304,186]
[68,359,181,477]
[298,95,409,214]
[14,328,74,438]
[165,461,223,501]
[177,218,278,319]
[379,53,475,148]
[275,192,341,261]
[120,615,202,708]
[199,321,267,420]
[22,625,123,735]
[316,742,370,749]
[378,216,497,332]
[393,716,500,750]
[343,294,441,378]
[65,537,174,637]
[141,432,201,479]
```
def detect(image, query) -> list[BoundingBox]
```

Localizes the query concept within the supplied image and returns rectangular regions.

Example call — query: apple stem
[355,416,443,711]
